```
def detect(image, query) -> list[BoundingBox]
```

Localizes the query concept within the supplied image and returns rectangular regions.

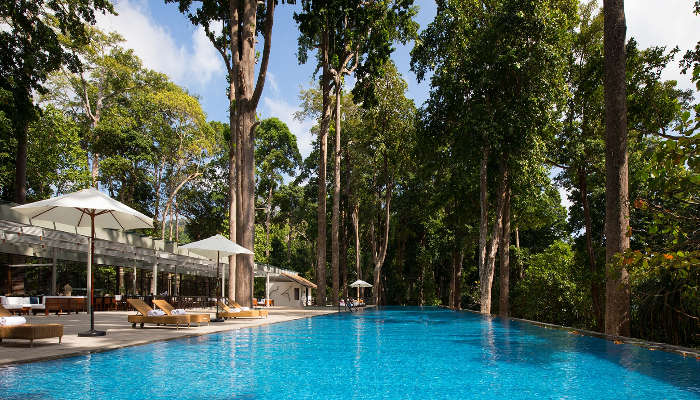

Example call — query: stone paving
[0,307,338,365]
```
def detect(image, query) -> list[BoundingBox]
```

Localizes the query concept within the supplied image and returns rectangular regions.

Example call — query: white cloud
[191,26,225,85]
[262,97,315,159]
[628,1,699,92]
[267,72,279,94]
[96,0,223,87]
[597,0,700,93]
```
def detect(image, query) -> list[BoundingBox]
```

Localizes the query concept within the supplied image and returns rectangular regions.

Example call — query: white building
[264,272,316,307]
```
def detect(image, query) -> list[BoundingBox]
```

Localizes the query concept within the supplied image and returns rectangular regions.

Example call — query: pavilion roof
[0,203,301,279]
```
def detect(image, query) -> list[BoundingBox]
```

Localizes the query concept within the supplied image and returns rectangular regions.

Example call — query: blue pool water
[1,307,698,399]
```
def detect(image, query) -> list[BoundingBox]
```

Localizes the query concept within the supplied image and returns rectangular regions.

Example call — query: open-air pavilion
[0,203,307,307]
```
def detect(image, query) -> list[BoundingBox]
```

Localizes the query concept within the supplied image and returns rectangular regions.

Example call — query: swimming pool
[0,307,698,399]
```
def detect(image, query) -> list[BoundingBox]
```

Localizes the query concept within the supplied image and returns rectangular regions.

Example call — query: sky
[95,0,700,209]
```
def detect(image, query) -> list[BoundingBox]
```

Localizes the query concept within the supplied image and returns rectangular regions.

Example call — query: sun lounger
[153,299,210,326]
[126,299,190,330]
[217,300,268,319]
[0,305,63,347]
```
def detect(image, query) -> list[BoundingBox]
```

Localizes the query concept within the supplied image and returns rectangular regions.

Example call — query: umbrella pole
[79,212,106,337]
[212,250,224,322]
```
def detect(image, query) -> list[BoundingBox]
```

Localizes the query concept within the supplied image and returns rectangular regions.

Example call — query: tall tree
[354,62,415,304]
[46,27,141,188]
[412,0,576,313]
[603,0,630,336]
[255,118,302,261]
[169,0,279,306]
[551,1,606,330]
[0,0,114,203]
[295,0,417,305]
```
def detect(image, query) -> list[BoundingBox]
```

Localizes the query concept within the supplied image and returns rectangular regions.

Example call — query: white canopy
[12,188,152,230]
[349,279,373,288]
[12,188,153,336]
[180,234,253,260]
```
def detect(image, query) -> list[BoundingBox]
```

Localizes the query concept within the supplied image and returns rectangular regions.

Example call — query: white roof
[12,188,152,230]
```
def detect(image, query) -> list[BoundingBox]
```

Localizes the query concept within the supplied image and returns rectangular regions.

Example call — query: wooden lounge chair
[126,299,190,330]
[217,300,268,319]
[0,305,63,347]
[153,299,210,326]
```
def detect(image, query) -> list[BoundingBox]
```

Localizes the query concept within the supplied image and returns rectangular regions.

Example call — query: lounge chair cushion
[0,316,27,326]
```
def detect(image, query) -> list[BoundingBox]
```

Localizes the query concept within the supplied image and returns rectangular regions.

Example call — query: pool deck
[0,307,340,366]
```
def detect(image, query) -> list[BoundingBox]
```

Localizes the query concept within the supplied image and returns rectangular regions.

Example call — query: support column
[51,248,57,296]
[118,267,125,295]
[86,237,92,314]
[151,251,158,295]
[265,273,270,307]
[221,259,226,299]
[133,266,137,295]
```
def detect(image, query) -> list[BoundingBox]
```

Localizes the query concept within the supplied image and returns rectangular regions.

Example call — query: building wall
[268,281,310,307]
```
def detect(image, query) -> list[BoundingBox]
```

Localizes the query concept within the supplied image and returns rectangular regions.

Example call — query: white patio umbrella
[180,234,253,322]
[349,279,372,300]
[12,188,153,336]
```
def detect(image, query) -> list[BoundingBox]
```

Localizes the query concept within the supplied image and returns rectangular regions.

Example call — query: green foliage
[27,105,90,199]
[294,0,418,104]
[255,117,302,194]
[511,241,589,327]
[0,0,115,114]
[180,121,230,242]
[622,249,699,346]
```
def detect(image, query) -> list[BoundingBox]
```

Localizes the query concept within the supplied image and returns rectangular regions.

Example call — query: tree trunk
[515,226,520,250]
[14,121,28,204]
[371,170,392,305]
[169,202,174,241]
[235,104,256,307]
[478,148,489,282]
[480,162,508,314]
[578,167,604,330]
[286,217,292,265]
[315,38,331,307]
[161,173,200,239]
[499,187,511,317]
[331,81,342,306]
[228,78,237,302]
[351,201,361,297]
[453,248,464,310]
[223,0,275,307]
[175,202,180,243]
[91,153,100,188]
[265,185,272,261]
[154,162,163,228]
[603,0,630,336]
[339,208,349,300]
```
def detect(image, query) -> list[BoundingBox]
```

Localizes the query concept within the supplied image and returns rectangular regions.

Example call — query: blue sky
[96,0,698,159]
[97,0,437,158]
[96,0,699,210]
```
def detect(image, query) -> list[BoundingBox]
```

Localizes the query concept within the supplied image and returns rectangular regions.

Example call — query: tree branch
[251,0,275,108]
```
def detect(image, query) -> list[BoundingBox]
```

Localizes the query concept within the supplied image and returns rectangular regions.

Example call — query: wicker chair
[216,300,268,319]
[152,299,210,326]
[126,299,190,330]
[0,304,63,347]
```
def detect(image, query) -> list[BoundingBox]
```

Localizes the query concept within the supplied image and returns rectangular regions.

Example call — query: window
[294,287,300,300]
